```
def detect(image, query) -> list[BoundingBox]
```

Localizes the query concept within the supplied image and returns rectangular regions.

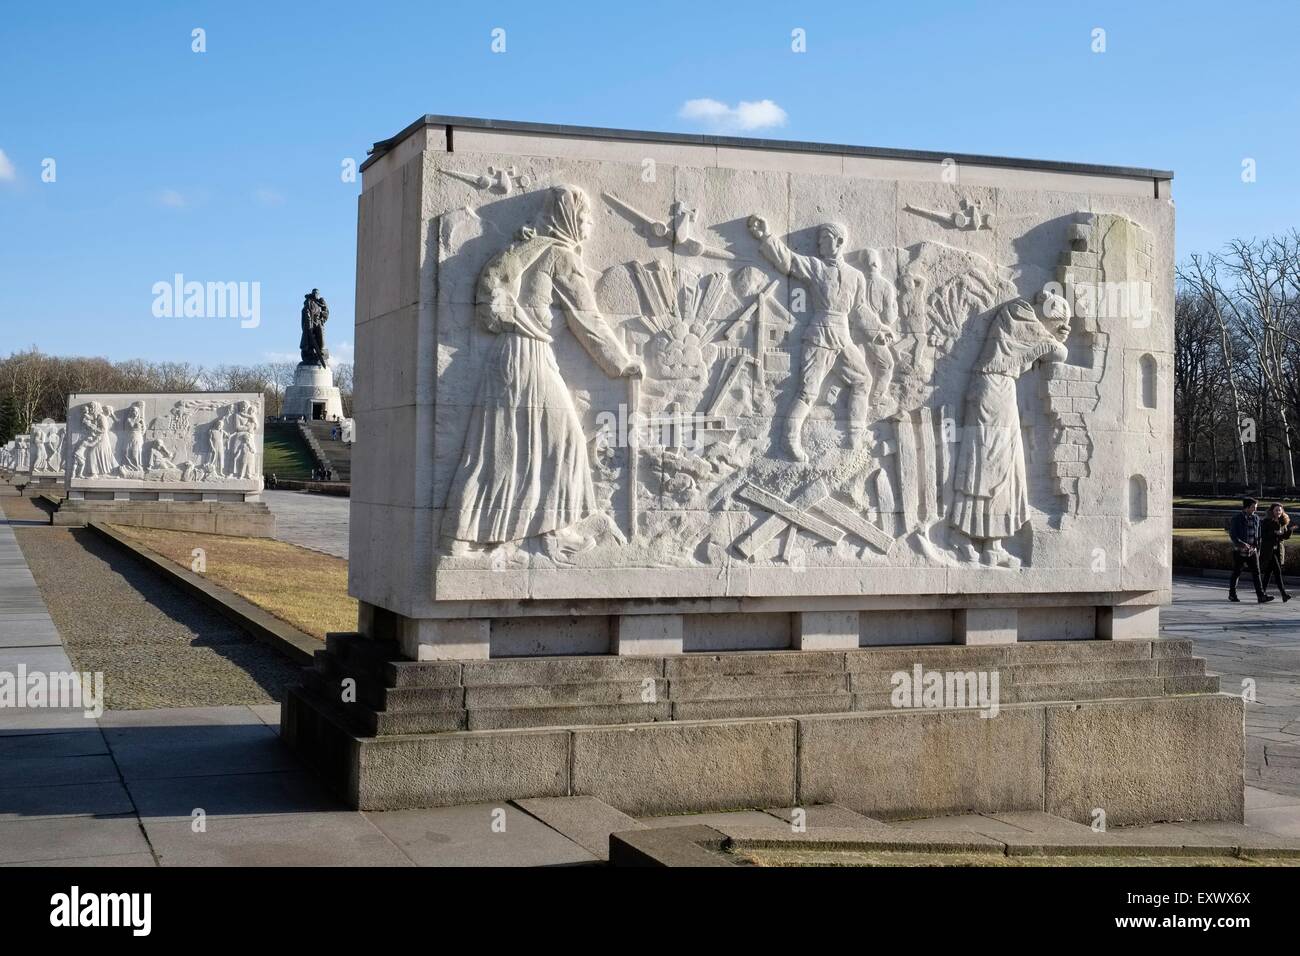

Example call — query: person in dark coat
[1228,497,1273,603]
[1260,502,1293,601]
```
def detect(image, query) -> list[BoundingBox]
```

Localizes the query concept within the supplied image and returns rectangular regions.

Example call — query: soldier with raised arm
[748,216,896,462]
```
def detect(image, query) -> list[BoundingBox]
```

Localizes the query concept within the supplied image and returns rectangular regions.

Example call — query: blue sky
[2,0,1297,366]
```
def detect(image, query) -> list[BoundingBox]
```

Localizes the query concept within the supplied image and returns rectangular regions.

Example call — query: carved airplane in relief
[438,165,532,195]
[601,192,735,259]
[904,198,995,232]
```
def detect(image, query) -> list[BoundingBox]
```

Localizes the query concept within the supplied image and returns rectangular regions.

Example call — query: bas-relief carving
[28,420,66,477]
[11,435,31,473]
[66,394,264,489]
[431,174,1158,582]
[440,164,531,195]
[439,185,642,565]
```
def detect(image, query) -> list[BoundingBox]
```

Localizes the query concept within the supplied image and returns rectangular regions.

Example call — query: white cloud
[679,98,788,132]
[158,188,188,209]
[254,187,285,206]
[328,340,354,368]
[0,149,15,181]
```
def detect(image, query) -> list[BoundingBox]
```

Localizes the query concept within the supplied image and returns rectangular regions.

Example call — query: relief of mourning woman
[950,291,1071,568]
[442,185,642,563]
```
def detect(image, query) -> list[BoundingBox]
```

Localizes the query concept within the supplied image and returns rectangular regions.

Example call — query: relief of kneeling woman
[442,185,642,564]
[950,291,1071,569]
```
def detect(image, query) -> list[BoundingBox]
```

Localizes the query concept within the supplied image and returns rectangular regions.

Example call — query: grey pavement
[263,490,349,559]
[5,506,1300,864]
[1163,575,1300,797]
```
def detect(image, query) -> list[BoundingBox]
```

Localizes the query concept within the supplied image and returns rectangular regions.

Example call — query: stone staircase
[298,635,1220,738]
[303,420,352,482]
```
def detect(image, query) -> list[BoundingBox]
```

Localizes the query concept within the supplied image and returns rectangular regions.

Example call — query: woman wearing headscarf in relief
[950,291,1071,569]
[443,185,642,562]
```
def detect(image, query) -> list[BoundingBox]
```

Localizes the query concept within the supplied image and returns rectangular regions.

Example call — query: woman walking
[1261,502,1293,601]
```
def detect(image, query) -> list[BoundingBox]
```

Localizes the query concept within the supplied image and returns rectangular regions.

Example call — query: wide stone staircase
[304,420,352,482]
[299,635,1220,737]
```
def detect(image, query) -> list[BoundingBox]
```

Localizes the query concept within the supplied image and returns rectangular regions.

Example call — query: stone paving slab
[639,809,789,830]
[364,802,599,867]
[0,814,153,865]
[263,490,349,559]
[0,727,106,758]
[143,811,411,867]
[514,795,645,861]
[0,753,121,788]
[99,718,296,782]
[2,853,158,867]
[0,707,98,737]
[0,780,136,822]
[763,803,883,827]
[126,770,346,823]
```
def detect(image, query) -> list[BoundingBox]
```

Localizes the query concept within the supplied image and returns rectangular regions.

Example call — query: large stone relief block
[27,419,66,477]
[354,125,1174,609]
[64,393,264,495]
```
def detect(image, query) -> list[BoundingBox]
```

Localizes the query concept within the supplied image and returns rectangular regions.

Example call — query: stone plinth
[287,115,1200,821]
[53,498,276,537]
[283,363,344,422]
[284,636,1241,823]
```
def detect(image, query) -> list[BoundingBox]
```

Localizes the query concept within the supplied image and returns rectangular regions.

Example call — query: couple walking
[1228,497,1292,602]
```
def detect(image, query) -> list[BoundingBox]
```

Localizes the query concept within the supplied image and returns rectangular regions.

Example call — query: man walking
[1229,497,1274,603]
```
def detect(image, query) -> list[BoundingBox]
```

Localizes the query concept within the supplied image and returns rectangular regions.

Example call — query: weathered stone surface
[664,649,845,678]
[354,728,570,810]
[466,702,670,731]
[64,392,264,495]
[514,795,646,861]
[1044,694,1245,825]
[797,706,1046,819]
[571,719,797,815]
[671,694,851,721]
[347,116,1174,653]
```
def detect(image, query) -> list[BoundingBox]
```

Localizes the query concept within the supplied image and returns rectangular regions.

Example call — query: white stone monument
[285,117,1236,825]
[283,363,344,422]
[26,419,66,485]
[56,392,273,535]
[345,116,1173,661]
[0,439,20,480]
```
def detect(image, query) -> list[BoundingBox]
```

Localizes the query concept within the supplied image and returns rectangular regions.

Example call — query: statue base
[283,633,1243,823]
[283,363,344,422]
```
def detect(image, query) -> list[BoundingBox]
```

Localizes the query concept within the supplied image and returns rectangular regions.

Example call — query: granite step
[670,693,853,721]
[300,636,1215,737]
[461,679,666,709]
[667,672,848,701]
[467,702,671,731]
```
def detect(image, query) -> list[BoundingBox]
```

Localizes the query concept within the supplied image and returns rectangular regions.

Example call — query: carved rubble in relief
[68,398,261,484]
[436,181,1153,573]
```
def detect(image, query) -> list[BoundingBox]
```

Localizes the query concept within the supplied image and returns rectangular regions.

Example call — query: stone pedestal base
[357,601,1164,659]
[284,635,1241,823]
[53,498,275,537]
[283,363,344,421]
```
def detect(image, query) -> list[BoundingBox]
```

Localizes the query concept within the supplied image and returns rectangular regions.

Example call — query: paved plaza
[263,490,349,559]
[4,499,1300,864]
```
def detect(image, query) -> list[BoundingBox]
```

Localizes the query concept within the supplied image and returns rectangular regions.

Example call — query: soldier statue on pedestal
[300,289,330,368]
